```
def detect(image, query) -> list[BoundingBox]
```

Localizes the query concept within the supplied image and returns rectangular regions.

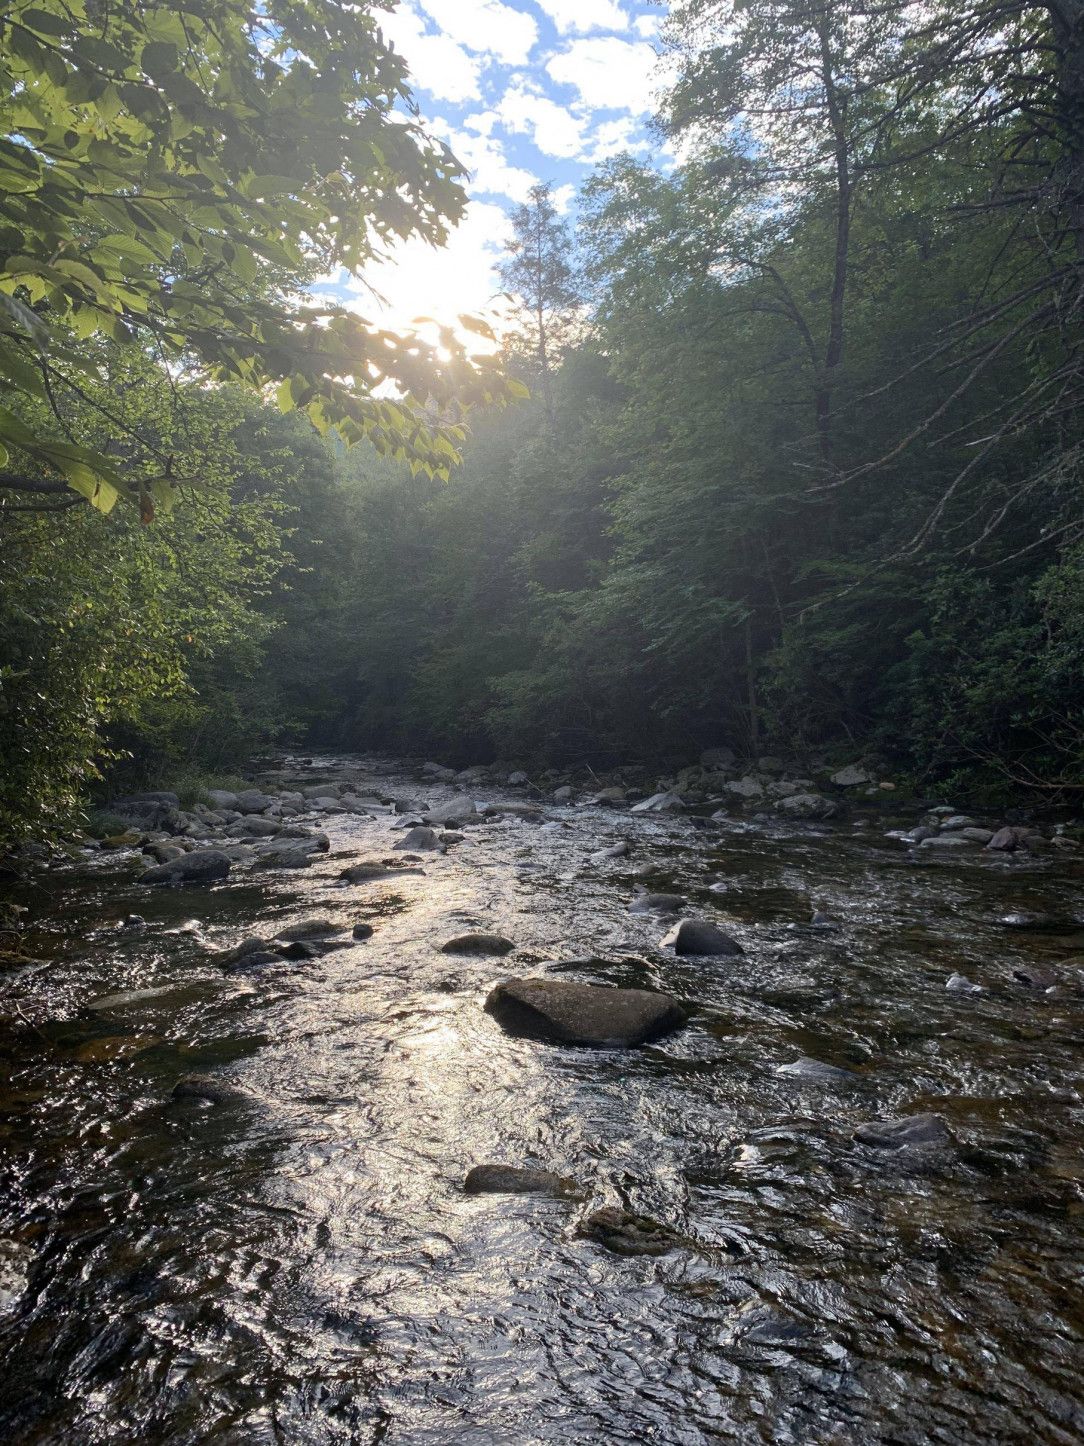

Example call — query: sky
[315,0,669,343]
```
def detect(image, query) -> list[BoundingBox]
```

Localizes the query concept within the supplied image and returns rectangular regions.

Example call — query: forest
[2,0,1082,853]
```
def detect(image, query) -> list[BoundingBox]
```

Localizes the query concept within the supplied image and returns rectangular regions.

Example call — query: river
[1,754,1082,1443]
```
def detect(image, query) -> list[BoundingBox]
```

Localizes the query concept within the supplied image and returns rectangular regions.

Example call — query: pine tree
[499,184,581,423]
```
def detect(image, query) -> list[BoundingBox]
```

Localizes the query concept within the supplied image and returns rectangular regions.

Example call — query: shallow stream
[1,755,1082,1443]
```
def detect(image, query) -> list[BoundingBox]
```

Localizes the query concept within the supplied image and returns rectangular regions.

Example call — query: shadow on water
[1,754,1083,1443]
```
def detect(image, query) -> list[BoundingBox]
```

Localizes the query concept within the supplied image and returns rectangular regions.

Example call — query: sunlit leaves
[0,0,518,508]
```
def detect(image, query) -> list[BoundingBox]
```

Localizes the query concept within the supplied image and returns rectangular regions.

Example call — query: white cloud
[417,0,538,65]
[633,12,661,38]
[497,77,588,158]
[551,182,576,212]
[432,119,539,202]
[532,0,630,33]
[547,35,661,113]
[464,110,500,136]
[580,113,650,161]
[380,3,482,103]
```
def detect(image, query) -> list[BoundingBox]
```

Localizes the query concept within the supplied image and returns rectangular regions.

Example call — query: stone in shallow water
[631,790,686,814]
[578,1206,680,1256]
[340,860,424,882]
[630,892,684,915]
[591,841,630,861]
[946,972,983,992]
[275,918,344,942]
[441,933,515,956]
[141,849,230,885]
[853,1113,953,1152]
[485,977,687,1047]
[661,918,743,956]
[464,1164,573,1196]
[352,922,375,941]
[394,826,441,851]
[171,1074,249,1105]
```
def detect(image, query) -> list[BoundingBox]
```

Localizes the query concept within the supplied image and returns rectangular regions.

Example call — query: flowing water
[1,755,1082,1444]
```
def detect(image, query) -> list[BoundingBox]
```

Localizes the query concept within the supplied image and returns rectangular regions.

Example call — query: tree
[499,183,580,423]
[0,0,523,513]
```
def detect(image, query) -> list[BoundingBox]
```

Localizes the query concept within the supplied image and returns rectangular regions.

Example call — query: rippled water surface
[1,755,1083,1443]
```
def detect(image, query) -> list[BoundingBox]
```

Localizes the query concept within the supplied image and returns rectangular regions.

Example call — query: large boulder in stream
[485,977,687,1047]
[141,848,231,885]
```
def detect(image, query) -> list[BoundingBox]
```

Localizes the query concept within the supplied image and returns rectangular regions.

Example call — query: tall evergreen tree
[499,183,581,423]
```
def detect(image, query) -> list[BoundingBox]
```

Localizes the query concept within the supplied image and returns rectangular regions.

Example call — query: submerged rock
[255,843,315,869]
[629,892,684,915]
[441,933,515,956]
[171,1074,249,1105]
[485,977,687,1047]
[464,1164,574,1196]
[591,841,630,861]
[777,1056,857,1083]
[340,860,425,882]
[661,918,743,956]
[578,1206,681,1256]
[853,1113,954,1154]
[141,849,231,886]
[275,918,344,942]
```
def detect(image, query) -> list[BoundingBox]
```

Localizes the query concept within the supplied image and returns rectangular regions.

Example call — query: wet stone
[661,918,744,956]
[394,826,442,851]
[352,922,375,941]
[171,1074,249,1105]
[853,1113,954,1154]
[630,892,684,915]
[340,861,424,882]
[141,849,231,885]
[485,977,687,1047]
[578,1206,681,1256]
[464,1164,574,1196]
[275,918,344,942]
[946,972,983,993]
[441,933,515,956]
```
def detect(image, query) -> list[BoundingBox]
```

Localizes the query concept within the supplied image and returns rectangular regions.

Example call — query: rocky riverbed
[0,752,1082,1443]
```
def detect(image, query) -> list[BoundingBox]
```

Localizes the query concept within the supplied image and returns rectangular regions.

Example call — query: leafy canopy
[0,0,524,512]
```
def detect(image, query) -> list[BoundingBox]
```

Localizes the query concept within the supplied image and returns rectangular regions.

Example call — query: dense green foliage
[2,0,1082,852]
[257,0,1083,797]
